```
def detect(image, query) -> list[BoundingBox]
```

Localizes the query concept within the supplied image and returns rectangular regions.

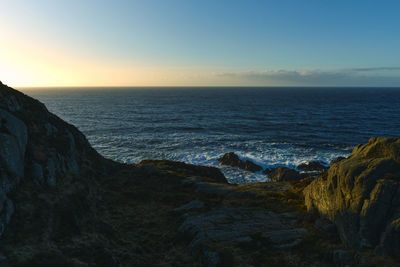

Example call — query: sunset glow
[1,0,400,87]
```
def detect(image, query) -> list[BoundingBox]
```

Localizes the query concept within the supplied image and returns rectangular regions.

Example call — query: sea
[23,87,400,184]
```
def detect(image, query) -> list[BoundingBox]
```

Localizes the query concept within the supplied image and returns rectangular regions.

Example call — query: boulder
[304,137,400,255]
[218,152,262,172]
[266,166,306,182]
[297,160,328,173]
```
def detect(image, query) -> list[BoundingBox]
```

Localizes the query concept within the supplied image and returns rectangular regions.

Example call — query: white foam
[95,143,351,184]
[163,148,351,184]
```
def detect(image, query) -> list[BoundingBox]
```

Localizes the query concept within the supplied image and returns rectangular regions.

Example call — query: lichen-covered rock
[304,137,400,254]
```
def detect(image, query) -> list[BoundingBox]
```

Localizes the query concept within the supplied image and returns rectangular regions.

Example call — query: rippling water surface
[24,87,400,183]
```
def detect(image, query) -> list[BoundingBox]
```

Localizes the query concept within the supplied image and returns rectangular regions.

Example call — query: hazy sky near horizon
[1,0,400,87]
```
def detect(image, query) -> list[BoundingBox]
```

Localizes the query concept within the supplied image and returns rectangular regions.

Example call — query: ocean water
[24,87,400,183]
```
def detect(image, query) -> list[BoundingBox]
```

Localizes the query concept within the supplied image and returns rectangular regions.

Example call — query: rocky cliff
[0,81,112,236]
[304,137,400,255]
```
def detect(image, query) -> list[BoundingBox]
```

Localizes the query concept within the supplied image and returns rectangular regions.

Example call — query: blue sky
[1,0,400,86]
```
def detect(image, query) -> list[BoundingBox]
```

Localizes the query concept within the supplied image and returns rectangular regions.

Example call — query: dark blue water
[24,87,400,183]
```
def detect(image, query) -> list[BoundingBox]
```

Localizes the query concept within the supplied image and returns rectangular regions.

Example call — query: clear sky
[1,0,400,87]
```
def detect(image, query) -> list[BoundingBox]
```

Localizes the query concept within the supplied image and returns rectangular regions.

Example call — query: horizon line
[16,85,400,90]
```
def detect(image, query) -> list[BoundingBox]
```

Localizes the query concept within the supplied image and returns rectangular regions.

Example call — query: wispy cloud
[348,67,400,72]
[212,67,400,86]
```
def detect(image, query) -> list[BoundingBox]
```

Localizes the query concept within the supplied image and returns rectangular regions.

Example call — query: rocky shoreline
[218,151,332,181]
[0,81,399,266]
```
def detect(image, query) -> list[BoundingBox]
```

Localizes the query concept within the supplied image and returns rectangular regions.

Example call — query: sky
[1,0,400,87]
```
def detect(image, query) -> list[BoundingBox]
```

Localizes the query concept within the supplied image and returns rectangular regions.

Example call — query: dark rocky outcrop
[304,137,400,255]
[0,82,112,236]
[265,166,307,182]
[297,160,328,174]
[218,152,262,172]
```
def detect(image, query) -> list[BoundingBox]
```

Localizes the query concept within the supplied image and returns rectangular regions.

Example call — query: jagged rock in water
[266,166,306,182]
[304,137,400,255]
[297,160,328,174]
[218,152,262,172]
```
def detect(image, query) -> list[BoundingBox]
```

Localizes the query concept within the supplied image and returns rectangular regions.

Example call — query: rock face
[218,152,262,172]
[0,82,108,236]
[0,109,27,234]
[265,166,306,182]
[304,137,400,255]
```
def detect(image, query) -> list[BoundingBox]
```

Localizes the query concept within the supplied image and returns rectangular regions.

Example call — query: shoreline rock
[264,166,308,182]
[218,152,263,172]
[297,160,328,174]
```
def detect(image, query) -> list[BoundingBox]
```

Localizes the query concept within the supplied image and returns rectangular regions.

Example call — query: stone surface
[304,137,400,255]
[218,152,263,172]
[178,206,307,259]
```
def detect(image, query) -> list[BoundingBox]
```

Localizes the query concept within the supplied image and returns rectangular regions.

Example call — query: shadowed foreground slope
[0,82,399,266]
